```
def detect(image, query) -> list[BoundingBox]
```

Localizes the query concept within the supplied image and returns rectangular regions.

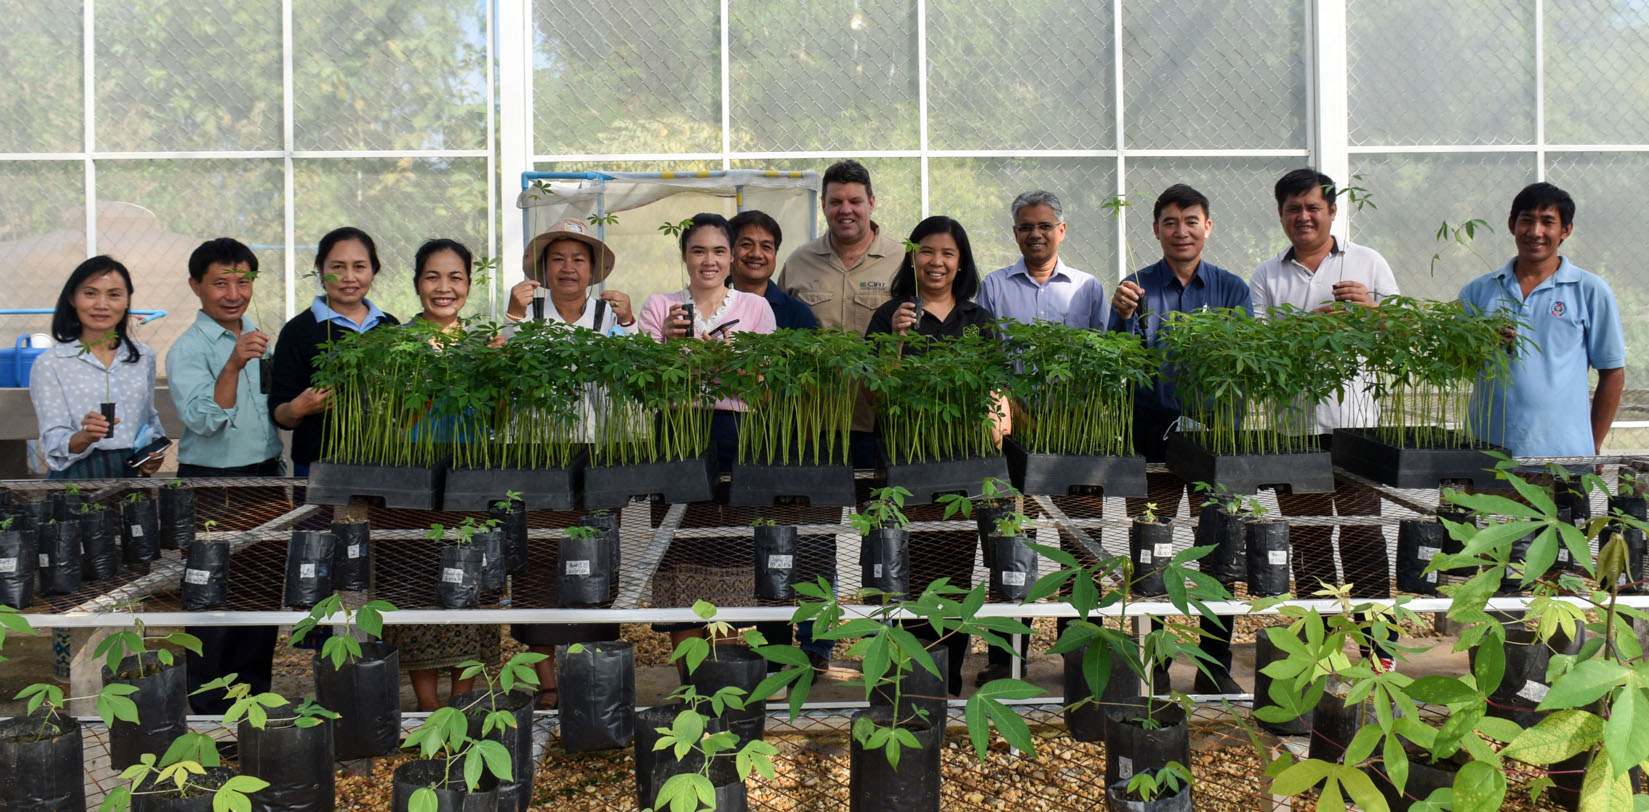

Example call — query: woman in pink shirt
[638,212,776,475]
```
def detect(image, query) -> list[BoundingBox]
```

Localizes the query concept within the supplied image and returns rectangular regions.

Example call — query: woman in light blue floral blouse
[29,256,166,479]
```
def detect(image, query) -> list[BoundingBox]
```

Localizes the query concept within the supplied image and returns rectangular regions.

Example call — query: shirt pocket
[853,287,889,313]
[794,287,834,310]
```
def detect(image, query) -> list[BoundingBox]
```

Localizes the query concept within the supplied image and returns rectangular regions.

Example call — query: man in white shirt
[1249,168,1399,666]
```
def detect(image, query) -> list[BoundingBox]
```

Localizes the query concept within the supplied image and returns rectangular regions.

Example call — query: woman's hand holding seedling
[70,410,117,452]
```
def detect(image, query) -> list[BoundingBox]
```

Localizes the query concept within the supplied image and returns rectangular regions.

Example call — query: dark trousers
[188,625,280,714]
[177,457,284,478]
[178,459,281,712]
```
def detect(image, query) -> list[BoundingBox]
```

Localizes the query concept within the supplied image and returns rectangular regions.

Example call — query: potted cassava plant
[1000,321,1154,497]
[291,593,402,759]
[723,328,871,507]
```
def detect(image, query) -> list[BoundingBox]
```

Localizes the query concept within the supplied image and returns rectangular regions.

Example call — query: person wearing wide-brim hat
[505,217,635,335]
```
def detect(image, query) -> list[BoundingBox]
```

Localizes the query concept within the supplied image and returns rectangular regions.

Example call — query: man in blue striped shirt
[978,190,1108,328]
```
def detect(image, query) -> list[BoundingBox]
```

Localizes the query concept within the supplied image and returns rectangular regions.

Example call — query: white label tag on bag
[1117,755,1134,780]
[1418,546,1439,562]
[481,554,488,567]
[442,567,466,584]
[299,563,315,579]
[0,558,14,573]
[39,554,51,568]
[767,555,793,569]
[1268,550,1288,566]
[1000,571,1026,587]
[874,563,884,578]
[347,544,363,559]
[565,559,590,576]
[130,525,144,537]
[1153,543,1173,559]
[1138,549,1153,564]
[184,569,211,585]
[1518,680,1550,703]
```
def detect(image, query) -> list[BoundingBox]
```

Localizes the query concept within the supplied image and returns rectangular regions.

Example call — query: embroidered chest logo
[1550,301,1566,317]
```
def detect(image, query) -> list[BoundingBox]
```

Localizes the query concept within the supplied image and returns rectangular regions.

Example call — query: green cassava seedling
[98,748,268,812]
[1124,761,1192,803]
[289,594,396,669]
[863,330,1009,465]
[400,706,513,812]
[93,617,203,679]
[850,486,911,535]
[723,329,872,466]
[648,623,780,812]
[1002,322,1157,457]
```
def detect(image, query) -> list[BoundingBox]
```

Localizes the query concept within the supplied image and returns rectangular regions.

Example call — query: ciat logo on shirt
[1551,301,1566,317]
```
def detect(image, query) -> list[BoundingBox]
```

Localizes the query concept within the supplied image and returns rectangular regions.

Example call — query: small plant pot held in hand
[1395,518,1447,594]
[849,707,941,812]
[157,484,196,550]
[283,530,334,609]
[104,652,188,770]
[122,496,161,566]
[437,544,484,609]
[0,527,37,609]
[313,641,402,759]
[859,528,910,598]
[989,535,1038,602]
[37,519,84,596]
[1196,503,1246,583]
[100,402,117,426]
[1104,700,1189,792]
[556,640,635,753]
[448,689,534,812]
[390,759,498,812]
[180,539,229,611]
[0,711,86,812]
[1129,519,1173,597]
[330,519,371,592]
[1244,518,1291,597]
[79,506,118,581]
[753,523,798,601]
[237,710,335,812]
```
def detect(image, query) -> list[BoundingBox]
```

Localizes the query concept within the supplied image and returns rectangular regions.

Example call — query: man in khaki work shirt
[781,159,904,460]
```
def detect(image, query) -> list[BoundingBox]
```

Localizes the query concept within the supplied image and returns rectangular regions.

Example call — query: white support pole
[1311,0,1351,239]
[498,0,531,293]
[916,0,930,218]
[83,0,96,257]
[282,0,296,320]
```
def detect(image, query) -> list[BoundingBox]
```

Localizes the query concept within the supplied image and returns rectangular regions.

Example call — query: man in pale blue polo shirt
[978,190,1107,328]
[165,237,284,715]
[1458,182,1625,458]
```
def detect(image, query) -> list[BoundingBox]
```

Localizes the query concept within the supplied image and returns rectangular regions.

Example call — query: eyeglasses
[1014,222,1059,235]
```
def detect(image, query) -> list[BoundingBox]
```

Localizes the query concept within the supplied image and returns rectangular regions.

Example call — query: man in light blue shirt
[164,237,283,716]
[978,190,1107,328]
[165,238,284,476]
[1458,183,1625,458]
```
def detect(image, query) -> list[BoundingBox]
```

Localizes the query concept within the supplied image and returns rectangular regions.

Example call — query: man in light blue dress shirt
[164,237,283,715]
[166,238,285,476]
[977,190,1108,328]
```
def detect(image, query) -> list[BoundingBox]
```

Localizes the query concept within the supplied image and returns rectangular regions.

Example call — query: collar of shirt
[1493,256,1579,295]
[46,337,131,373]
[189,308,257,342]
[1138,258,1213,292]
[1003,257,1074,286]
[309,295,386,332]
[811,221,892,257]
[1281,236,1342,264]
[917,299,988,334]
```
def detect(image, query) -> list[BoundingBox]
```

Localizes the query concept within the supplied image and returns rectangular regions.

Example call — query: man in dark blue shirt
[1106,183,1251,694]
[729,210,818,330]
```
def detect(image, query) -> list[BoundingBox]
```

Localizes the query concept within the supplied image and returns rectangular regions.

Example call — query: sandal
[534,687,558,710]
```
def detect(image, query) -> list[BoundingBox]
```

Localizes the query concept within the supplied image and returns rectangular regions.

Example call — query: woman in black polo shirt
[865,215,1001,698]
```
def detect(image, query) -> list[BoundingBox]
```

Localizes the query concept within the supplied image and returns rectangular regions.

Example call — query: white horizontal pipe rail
[22,594,1649,629]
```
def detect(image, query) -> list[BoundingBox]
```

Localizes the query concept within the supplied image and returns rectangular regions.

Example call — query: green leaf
[1450,761,1506,812]
[1539,659,1627,710]
[1269,758,1333,795]
[1580,749,1635,812]
[1406,675,1478,706]
[1338,764,1389,812]
[1603,686,1649,777]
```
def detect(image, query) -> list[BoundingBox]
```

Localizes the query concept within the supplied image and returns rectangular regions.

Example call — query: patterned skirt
[49,448,136,479]
[383,623,502,672]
